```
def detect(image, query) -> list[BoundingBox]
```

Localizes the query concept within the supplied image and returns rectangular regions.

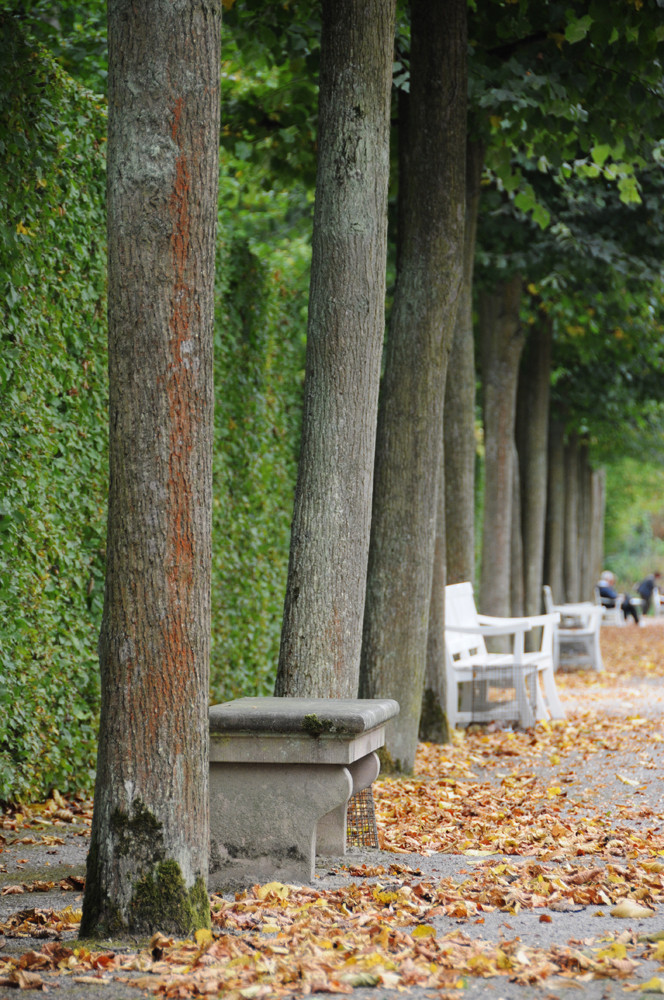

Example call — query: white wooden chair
[444,582,564,731]
[593,586,624,626]
[542,586,604,670]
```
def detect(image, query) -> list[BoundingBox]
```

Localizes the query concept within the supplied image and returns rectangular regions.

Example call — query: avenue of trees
[2,0,664,931]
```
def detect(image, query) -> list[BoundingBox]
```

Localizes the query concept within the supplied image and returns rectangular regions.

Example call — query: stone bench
[208,697,399,889]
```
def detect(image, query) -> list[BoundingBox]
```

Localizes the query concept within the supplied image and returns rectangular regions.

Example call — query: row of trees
[269,0,664,774]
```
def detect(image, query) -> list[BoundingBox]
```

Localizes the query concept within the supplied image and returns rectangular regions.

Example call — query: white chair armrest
[519,613,560,627]
[446,620,531,637]
[476,615,533,632]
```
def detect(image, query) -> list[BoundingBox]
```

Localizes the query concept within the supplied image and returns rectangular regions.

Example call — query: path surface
[1,620,663,998]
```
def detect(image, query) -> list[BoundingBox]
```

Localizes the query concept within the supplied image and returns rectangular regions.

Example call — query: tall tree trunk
[516,318,552,618]
[360,0,467,773]
[578,441,592,600]
[563,433,580,602]
[510,442,524,616]
[420,453,449,743]
[275,0,396,698]
[444,139,483,586]
[478,275,525,617]
[590,467,606,587]
[544,415,565,602]
[81,0,220,937]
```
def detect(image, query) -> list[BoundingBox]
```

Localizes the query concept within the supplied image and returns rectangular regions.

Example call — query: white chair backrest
[543,585,555,614]
[445,582,487,660]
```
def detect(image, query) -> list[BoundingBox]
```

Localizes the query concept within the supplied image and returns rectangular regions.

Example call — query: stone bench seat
[208,697,399,889]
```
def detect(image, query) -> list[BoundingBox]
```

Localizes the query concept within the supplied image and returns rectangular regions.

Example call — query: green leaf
[565,15,593,44]
[591,144,611,168]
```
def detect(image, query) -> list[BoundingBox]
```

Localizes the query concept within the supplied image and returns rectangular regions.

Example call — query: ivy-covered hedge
[0,19,310,802]
[0,16,108,800]
[211,229,308,702]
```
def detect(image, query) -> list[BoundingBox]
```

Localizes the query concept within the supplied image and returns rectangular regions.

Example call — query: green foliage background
[0,17,107,800]
[3,2,664,801]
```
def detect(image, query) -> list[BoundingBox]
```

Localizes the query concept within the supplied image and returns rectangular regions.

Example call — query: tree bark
[360,0,467,773]
[544,415,565,602]
[478,275,525,617]
[275,0,396,698]
[515,318,552,618]
[444,139,483,586]
[578,441,592,600]
[590,467,606,587]
[563,433,581,602]
[420,451,449,744]
[510,442,524,617]
[81,0,220,937]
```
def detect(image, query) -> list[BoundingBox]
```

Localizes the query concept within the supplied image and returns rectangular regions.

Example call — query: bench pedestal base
[208,698,398,890]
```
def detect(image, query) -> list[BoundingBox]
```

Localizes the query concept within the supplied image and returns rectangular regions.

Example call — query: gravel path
[2,627,663,999]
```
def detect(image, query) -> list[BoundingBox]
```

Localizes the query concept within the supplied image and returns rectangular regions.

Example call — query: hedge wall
[0,18,310,802]
[0,15,108,800]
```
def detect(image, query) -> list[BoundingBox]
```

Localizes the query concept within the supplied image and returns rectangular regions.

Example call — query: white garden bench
[593,586,624,626]
[543,585,604,670]
[208,697,399,890]
[444,582,564,730]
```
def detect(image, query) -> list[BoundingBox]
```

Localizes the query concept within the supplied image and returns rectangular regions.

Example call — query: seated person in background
[598,570,640,624]
[636,572,661,615]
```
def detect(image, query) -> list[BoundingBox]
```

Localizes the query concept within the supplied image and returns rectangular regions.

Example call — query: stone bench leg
[316,752,380,856]
[209,762,352,890]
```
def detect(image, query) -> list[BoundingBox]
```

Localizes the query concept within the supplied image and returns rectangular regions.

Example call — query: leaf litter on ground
[1,624,663,994]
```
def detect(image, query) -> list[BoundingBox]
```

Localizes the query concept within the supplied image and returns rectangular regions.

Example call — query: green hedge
[0,21,311,801]
[211,230,308,702]
[0,16,108,800]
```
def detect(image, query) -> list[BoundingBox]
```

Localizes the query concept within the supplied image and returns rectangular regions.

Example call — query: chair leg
[534,677,550,721]
[592,630,603,671]
[446,674,459,730]
[539,663,565,718]
[514,669,536,728]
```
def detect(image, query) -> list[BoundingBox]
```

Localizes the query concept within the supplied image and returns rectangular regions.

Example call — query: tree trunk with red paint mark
[81,0,220,937]
[274,0,396,698]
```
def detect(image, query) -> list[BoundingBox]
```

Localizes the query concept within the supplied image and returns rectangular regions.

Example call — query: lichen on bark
[130,860,210,935]
[81,800,210,938]
[111,799,165,861]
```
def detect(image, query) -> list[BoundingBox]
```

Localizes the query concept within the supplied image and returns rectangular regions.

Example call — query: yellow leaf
[597,942,627,960]
[412,924,437,939]
[547,786,562,798]
[617,774,639,787]
[256,882,290,900]
[261,923,280,935]
[610,900,655,919]
[340,972,381,987]
[195,928,213,947]
[641,978,664,994]
[373,888,399,904]
[652,941,664,961]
